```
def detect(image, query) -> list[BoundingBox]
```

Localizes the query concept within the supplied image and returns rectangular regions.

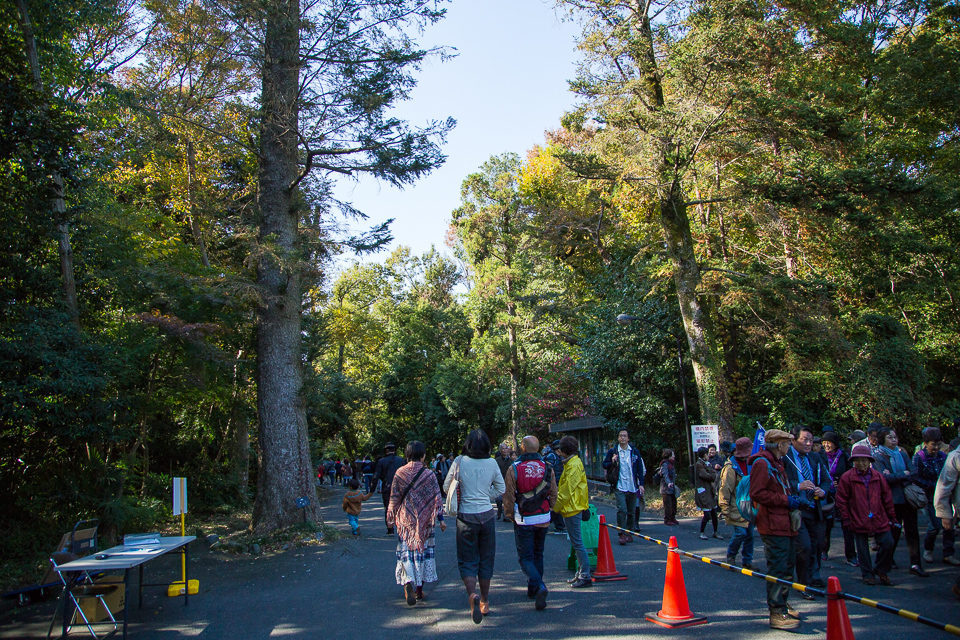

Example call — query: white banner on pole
[173,477,188,516]
[691,424,720,452]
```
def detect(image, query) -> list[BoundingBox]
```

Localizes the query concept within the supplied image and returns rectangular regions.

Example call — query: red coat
[835,467,897,535]
[748,449,795,537]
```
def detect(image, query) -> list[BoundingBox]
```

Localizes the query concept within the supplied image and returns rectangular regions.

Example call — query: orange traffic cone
[593,515,627,581]
[826,576,856,640]
[645,536,708,628]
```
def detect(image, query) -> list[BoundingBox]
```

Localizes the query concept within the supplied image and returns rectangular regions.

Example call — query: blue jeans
[514,524,547,589]
[925,502,956,556]
[348,514,359,534]
[563,515,591,579]
[727,523,755,564]
[456,515,496,580]
[363,474,373,493]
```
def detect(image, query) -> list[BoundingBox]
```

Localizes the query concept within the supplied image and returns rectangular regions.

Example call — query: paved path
[3,485,959,639]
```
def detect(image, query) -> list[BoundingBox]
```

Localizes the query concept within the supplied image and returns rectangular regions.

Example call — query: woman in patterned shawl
[387,440,446,605]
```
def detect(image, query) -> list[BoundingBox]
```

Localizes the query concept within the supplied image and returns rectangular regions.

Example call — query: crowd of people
[325,419,960,631]
[331,431,592,623]
[743,422,960,631]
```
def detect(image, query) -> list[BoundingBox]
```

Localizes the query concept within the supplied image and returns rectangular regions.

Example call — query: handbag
[789,509,802,533]
[904,482,927,510]
[444,456,462,517]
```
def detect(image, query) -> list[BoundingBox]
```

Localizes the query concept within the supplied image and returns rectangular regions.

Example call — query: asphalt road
[3,486,958,639]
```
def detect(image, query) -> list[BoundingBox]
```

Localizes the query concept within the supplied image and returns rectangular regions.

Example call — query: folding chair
[47,552,119,639]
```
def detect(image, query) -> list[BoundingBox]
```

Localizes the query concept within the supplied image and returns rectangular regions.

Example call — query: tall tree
[241,0,452,532]
[452,154,533,448]
[561,0,735,437]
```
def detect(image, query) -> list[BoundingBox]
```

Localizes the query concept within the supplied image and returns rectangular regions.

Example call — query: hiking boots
[725,555,738,566]
[769,611,800,630]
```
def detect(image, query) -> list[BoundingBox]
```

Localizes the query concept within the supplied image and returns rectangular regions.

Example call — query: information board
[691,424,720,452]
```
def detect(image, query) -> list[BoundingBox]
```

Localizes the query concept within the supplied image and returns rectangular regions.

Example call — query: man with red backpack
[503,435,558,611]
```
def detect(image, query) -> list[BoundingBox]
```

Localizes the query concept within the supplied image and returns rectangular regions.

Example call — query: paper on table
[108,548,165,556]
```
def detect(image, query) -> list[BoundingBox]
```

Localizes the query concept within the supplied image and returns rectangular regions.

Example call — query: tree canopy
[2,0,959,559]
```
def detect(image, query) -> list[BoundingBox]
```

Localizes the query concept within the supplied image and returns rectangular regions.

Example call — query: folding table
[52,536,196,639]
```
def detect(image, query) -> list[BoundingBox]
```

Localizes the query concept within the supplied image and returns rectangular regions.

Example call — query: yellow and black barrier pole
[601,520,960,637]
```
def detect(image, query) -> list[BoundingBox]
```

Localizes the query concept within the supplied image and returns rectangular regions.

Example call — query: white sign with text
[691,424,720,452]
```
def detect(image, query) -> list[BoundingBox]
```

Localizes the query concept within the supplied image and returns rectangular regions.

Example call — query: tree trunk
[633,5,734,441]
[507,296,520,451]
[251,0,320,533]
[659,183,734,440]
[15,0,79,328]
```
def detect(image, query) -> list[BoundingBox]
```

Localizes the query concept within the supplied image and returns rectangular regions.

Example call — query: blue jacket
[603,445,645,490]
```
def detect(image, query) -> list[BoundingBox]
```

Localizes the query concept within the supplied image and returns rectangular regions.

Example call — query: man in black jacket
[782,425,832,591]
[371,443,404,535]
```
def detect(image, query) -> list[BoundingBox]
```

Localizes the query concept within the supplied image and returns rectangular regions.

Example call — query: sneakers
[570,577,593,588]
[923,550,935,563]
[769,612,800,630]
[699,532,709,540]
[945,556,960,566]
[821,552,828,561]
[534,586,549,611]
[909,565,929,578]
[846,558,859,568]
[712,532,725,540]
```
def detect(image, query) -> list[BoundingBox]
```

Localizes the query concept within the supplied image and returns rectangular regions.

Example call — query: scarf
[881,446,906,475]
[826,449,842,479]
[387,461,441,552]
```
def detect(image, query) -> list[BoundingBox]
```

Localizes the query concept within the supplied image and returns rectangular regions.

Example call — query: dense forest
[2,0,959,558]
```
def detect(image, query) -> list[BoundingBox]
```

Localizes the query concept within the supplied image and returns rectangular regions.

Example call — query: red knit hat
[849,444,874,461]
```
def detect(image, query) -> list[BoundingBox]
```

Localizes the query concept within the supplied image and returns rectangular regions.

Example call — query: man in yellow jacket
[554,435,592,587]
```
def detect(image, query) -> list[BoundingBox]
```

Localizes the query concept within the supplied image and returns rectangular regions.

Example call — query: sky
[332,0,583,265]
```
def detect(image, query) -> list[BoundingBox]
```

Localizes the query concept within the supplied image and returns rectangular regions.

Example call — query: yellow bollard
[167,503,199,596]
